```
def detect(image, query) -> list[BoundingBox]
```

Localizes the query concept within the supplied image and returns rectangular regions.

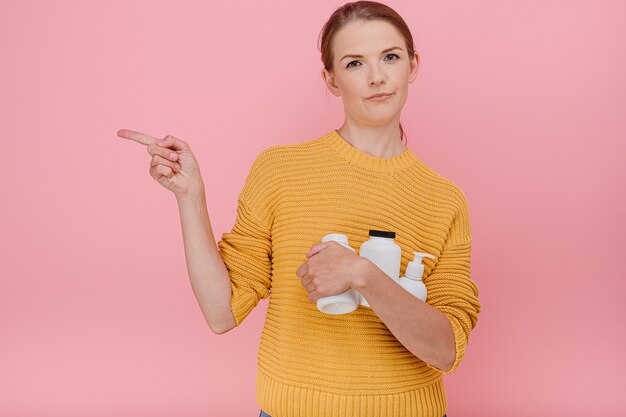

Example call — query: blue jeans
[260,411,446,417]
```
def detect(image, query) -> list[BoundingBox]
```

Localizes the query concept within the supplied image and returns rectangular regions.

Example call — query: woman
[118,2,479,416]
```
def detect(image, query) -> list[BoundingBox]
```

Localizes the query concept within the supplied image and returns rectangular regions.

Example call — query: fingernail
[170,152,177,159]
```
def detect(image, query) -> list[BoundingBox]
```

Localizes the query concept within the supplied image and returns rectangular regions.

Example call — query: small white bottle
[357,230,402,307]
[398,252,436,302]
[316,234,360,315]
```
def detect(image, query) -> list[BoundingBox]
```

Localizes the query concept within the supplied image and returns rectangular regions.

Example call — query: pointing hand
[117,129,204,198]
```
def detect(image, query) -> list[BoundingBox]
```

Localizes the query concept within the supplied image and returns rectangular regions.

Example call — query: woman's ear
[321,68,341,97]
[408,52,420,83]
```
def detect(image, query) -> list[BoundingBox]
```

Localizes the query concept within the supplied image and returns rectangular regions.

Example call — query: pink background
[1,1,625,416]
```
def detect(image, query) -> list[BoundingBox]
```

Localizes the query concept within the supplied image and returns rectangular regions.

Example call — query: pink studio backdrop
[1,1,624,416]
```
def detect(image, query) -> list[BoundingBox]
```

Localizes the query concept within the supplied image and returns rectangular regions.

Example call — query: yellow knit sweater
[218,129,480,417]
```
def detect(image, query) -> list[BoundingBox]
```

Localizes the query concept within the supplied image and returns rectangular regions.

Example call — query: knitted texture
[217,130,481,417]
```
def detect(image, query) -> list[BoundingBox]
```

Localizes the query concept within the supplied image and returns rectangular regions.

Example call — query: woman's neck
[337,121,406,158]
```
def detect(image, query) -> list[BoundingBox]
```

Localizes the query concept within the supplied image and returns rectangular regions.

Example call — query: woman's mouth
[366,93,394,101]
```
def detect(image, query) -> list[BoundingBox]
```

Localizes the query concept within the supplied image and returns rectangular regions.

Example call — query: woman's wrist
[175,182,206,203]
[351,257,375,291]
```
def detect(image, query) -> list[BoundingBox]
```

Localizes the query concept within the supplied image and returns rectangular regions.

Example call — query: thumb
[157,134,187,151]
[306,242,328,258]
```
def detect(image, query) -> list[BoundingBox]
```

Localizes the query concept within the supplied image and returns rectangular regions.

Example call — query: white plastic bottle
[357,230,402,307]
[398,252,436,302]
[316,233,360,315]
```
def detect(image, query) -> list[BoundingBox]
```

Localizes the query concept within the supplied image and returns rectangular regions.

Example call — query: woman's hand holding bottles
[116,129,204,198]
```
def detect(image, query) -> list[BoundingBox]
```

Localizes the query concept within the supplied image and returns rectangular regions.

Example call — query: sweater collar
[323,129,419,173]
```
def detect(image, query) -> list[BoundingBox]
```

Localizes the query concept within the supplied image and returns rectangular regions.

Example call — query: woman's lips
[367,93,393,101]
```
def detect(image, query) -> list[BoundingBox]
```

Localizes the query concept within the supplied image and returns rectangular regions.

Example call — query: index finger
[117,129,159,146]
[296,261,307,278]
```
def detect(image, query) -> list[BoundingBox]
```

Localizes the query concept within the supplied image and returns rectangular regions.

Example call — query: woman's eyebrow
[340,46,403,62]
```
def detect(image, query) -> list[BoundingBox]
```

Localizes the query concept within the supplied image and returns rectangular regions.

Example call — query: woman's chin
[360,110,401,125]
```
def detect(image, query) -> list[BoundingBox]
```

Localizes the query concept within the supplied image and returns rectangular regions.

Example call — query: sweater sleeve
[423,189,481,374]
[217,149,277,327]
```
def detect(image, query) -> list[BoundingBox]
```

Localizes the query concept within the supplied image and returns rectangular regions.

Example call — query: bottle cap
[322,233,349,245]
[322,233,356,252]
[368,230,395,238]
[405,251,437,280]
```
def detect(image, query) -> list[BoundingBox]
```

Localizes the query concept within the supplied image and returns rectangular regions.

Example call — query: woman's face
[322,19,419,127]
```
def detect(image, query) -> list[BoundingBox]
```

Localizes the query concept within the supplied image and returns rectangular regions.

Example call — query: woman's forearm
[176,189,236,334]
[352,259,455,371]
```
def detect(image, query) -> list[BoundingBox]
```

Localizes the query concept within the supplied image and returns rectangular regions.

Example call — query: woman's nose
[368,64,386,85]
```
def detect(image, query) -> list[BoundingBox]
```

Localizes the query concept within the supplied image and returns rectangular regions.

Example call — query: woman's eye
[384,53,399,61]
[346,54,399,68]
